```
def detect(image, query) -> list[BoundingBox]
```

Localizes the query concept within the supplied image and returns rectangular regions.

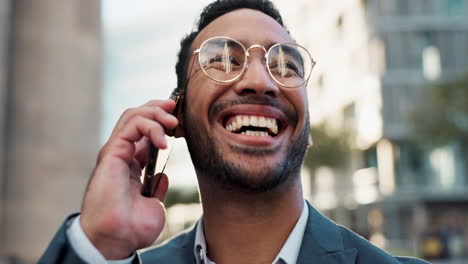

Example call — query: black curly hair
[174,0,287,90]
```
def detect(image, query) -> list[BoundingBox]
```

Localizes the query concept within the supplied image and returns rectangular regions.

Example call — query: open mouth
[224,115,280,138]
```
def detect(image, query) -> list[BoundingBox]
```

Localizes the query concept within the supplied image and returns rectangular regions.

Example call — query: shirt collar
[193,201,308,264]
[194,217,211,264]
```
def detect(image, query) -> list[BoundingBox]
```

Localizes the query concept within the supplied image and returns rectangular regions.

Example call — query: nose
[232,54,279,97]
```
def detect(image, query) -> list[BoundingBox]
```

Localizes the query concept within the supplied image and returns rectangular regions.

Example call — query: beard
[183,97,310,193]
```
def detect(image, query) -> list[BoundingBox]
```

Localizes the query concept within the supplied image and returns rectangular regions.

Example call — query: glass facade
[375,0,466,17]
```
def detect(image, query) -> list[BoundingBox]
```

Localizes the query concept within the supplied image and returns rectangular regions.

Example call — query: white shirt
[194,201,309,264]
[67,215,135,264]
[67,201,308,264]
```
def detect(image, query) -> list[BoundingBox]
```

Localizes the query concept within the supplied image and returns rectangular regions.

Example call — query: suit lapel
[178,223,198,264]
[297,202,357,264]
[141,222,198,264]
[171,223,198,264]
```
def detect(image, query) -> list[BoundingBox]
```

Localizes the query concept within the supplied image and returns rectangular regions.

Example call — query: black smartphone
[141,89,181,197]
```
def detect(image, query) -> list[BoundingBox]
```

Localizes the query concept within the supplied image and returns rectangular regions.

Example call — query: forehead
[193,8,293,49]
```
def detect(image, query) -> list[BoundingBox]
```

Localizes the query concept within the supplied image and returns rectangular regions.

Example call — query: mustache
[209,96,297,123]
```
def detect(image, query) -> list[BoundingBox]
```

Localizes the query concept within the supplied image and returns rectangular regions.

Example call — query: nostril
[240,88,257,95]
[264,90,275,97]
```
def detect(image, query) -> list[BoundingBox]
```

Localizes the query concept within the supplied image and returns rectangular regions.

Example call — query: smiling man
[40,1,428,263]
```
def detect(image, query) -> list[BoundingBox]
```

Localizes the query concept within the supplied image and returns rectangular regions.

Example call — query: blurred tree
[165,187,200,208]
[410,73,468,178]
[304,124,352,171]
[410,73,468,147]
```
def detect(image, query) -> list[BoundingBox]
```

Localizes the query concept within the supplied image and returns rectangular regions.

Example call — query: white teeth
[225,114,279,136]
[241,130,272,137]
[236,116,242,129]
[242,116,249,126]
[259,116,266,127]
[250,116,259,127]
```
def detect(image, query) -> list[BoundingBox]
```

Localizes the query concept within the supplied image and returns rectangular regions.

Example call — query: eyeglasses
[194,36,316,88]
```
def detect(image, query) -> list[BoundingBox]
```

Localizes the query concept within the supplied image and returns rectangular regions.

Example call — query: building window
[336,15,344,29]
[422,46,441,80]
[364,146,378,168]
[343,103,356,132]
[395,0,409,16]
[395,143,427,186]
[378,0,397,16]
[440,0,464,17]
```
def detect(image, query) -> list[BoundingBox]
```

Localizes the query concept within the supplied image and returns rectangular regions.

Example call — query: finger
[119,116,168,149]
[153,173,169,202]
[112,105,178,136]
[134,137,151,169]
[100,117,167,164]
[132,100,177,125]
[141,100,176,110]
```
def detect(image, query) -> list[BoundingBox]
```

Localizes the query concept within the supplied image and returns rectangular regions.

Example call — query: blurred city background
[0,0,467,263]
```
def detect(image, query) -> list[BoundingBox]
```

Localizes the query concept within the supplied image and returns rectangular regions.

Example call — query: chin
[184,103,310,194]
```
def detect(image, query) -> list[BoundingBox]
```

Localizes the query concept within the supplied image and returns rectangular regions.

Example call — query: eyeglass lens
[198,38,312,87]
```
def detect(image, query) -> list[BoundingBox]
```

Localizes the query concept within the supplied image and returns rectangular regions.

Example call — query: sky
[101,0,214,188]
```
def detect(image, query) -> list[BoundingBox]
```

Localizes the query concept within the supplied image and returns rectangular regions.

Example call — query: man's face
[183,9,310,192]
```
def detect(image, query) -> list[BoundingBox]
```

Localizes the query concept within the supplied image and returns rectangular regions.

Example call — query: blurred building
[0,1,101,263]
[276,0,468,259]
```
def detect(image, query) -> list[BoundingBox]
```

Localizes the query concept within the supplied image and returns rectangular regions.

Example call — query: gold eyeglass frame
[193,36,316,88]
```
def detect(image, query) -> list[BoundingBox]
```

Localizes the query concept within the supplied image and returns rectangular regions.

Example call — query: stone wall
[1,1,101,262]
[0,1,11,242]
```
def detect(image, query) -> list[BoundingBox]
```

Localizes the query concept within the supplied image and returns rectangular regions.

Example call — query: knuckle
[148,122,163,136]
[149,99,162,105]
[127,115,148,128]
[121,108,133,116]
[133,115,146,123]
[96,143,109,163]
[143,100,164,108]
[151,105,163,114]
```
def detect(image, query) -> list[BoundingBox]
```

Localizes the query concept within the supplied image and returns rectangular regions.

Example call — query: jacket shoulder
[140,228,196,263]
[336,225,429,264]
[38,214,87,264]
[395,256,431,264]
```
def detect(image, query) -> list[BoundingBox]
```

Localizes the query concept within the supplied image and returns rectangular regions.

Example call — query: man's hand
[79,100,178,260]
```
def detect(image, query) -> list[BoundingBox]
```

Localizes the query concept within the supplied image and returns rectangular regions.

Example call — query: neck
[198,175,304,264]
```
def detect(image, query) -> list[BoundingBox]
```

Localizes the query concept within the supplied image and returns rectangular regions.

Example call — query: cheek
[284,89,308,120]
[283,88,309,139]
[185,79,226,127]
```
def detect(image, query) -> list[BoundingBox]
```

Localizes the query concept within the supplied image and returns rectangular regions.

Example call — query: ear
[173,95,185,138]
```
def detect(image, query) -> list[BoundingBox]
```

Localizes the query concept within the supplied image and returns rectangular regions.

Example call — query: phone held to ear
[141,89,181,197]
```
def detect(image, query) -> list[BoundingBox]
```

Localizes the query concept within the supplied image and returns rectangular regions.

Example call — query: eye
[269,60,303,78]
[284,61,300,73]
[205,53,243,74]
[209,56,241,66]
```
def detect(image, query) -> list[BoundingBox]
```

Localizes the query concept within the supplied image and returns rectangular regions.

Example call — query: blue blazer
[40,202,429,263]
